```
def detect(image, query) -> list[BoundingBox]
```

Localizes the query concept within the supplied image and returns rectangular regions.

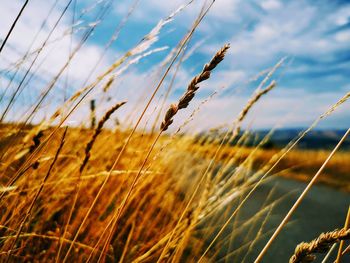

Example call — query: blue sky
[0,0,349,131]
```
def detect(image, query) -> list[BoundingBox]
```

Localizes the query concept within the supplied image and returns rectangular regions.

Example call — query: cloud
[335,30,350,42]
[1,0,349,129]
[261,0,282,11]
[0,1,106,82]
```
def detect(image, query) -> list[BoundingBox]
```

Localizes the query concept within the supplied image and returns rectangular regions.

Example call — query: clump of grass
[6,128,68,262]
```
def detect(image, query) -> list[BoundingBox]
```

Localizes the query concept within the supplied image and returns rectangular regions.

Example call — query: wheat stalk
[231,80,276,140]
[160,44,230,131]
[152,44,229,263]
[290,228,350,263]
[80,101,127,173]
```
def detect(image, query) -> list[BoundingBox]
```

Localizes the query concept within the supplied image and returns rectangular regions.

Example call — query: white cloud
[1,0,349,129]
[332,5,350,26]
[335,30,350,42]
[0,0,120,121]
[207,0,241,21]
[199,0,350,78]
[261,0,282,11]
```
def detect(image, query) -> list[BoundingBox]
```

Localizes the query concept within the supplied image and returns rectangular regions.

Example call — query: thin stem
[321,243,337,263]
[0,0,28,54]
[342,244,350,256]
[336,205,350,262]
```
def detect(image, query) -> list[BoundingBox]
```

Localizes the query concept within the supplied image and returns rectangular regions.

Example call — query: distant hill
[256,129,350,150]
[196,129,350,150]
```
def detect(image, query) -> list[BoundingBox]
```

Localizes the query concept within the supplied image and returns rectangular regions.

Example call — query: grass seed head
[160,43,230,131]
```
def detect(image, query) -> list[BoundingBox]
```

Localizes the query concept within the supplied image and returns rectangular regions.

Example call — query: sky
[0,0,349,132]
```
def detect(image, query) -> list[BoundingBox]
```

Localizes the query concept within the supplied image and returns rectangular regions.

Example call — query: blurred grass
[1,124,349,261]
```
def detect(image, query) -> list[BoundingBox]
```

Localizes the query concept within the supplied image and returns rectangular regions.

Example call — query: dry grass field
[0,1,350,262]
[0,119,349,262]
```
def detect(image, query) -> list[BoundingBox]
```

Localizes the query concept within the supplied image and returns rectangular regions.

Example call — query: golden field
[0,122,349,262]
[0,1,350,262]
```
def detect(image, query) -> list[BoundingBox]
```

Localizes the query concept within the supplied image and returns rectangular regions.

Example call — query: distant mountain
[196,129,350,150]
[253,129,350,150]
